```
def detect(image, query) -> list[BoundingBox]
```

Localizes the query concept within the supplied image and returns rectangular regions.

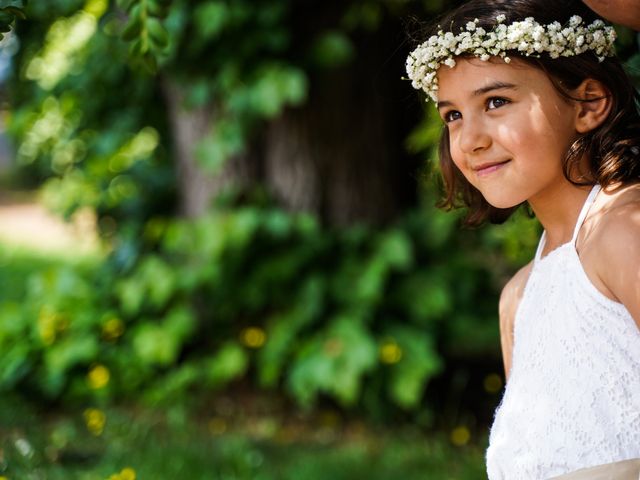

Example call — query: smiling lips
[474,159,511,177]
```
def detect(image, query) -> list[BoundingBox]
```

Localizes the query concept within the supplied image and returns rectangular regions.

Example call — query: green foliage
[0,183,526,418]
[0,0,26,40]
[310,31,356,68]
[1,0,549,421]
[117,0,171,72]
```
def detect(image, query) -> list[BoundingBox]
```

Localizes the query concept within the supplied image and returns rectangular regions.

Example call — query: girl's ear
[573,78,612,133]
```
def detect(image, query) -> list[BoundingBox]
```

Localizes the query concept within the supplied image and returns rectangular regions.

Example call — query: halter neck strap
[534,184,601,262]
[570,184,601,244]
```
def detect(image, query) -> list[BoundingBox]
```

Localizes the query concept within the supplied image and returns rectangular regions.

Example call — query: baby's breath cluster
[406,15,617,102]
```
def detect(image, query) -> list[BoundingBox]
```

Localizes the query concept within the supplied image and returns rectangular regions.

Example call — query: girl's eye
[487,97,509,110]
[443,110,462,123]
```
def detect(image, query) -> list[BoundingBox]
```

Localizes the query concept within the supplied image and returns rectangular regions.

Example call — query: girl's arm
[582,0,640,30]
[498,262,533,380]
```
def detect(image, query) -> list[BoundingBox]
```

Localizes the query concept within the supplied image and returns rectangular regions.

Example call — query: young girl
[406,0,640,478]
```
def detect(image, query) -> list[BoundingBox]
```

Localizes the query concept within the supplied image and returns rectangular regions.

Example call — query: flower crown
[406,15,617,102]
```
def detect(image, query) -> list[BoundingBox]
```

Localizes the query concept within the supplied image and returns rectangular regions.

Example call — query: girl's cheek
[451,155,466,174]
[449,142,465,171]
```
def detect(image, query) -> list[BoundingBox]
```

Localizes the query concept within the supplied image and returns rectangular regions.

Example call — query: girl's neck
[528,181,594,251]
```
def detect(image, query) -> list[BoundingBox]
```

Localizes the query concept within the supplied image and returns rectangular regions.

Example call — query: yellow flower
[102,317,125,341]
[38,307,58,345]
[37,308,71,344]
[239,327,266,348]
[83,408,106,436]
[379,339,403,364]
[208,417,227,435]
[87,364,110,389]
[450,425,471,446]
[483,373,503,394]
[107,467,136,480]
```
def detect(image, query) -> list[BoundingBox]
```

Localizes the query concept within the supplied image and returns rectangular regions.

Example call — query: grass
[0,242,102,302]
[0,394,487,480]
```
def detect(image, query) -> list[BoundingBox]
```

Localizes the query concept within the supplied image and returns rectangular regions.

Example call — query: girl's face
[436,57,581,208]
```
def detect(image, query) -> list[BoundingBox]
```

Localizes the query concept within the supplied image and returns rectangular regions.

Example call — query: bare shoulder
[498,260,533,379]
[591,183,640,253]
[588,182,640,327]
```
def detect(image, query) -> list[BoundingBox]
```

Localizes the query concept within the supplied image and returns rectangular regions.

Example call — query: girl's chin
[480,192,524,210]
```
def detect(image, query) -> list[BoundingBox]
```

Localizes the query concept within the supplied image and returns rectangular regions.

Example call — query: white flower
[406,15,616,102]
[443,57,456,68]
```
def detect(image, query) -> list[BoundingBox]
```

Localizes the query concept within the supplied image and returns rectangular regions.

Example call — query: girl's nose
[458,121,492,154]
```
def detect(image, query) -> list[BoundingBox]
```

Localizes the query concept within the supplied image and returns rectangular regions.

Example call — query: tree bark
[161,8,421,226]
[264,15,420,226]
[161,77,255,218]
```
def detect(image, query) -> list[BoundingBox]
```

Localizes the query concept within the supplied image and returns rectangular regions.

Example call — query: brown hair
[417,0,640,225]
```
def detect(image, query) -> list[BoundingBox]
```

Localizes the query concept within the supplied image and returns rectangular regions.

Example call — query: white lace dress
[486,185,640,479]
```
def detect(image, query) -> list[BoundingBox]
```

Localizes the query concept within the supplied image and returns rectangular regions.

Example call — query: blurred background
[0,1,638,478]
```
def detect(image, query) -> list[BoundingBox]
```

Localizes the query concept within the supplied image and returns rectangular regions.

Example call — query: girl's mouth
[474,159,511,177]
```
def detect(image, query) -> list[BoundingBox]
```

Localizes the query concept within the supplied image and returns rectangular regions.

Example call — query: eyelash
[443,97,511,123]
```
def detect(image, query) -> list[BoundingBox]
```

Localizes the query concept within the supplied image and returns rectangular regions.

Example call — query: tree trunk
[263,11,420,227]
[161,77,255,218]
[161,9,420,226]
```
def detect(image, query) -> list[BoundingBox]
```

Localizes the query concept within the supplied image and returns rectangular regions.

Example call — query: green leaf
[257,277,324,387]
[205,341,249,387]
[195,118,246,172]
[246,65,308,117]
[164,305,196,341]
[310,31,355,68]
[194,1,229,40]
[0,342,31,389]
[116,0,137,11]
[146,17,169,49]
[288,315,377,407]
[132,322,180,367]
[141,51,158,73]
[117,277,145,316]
[44,336,99,375]
[385,327,443,409]
[140,255,176,309]
[121,16,142,41]
[147,0,169,18]
[392,272,452,322]
[376,230,413,271]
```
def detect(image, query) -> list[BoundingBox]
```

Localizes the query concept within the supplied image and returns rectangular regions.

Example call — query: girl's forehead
[436,57,544,99]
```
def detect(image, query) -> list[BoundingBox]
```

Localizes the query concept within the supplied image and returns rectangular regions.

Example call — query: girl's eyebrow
[437,81,518,110]
[473,81,518,96]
